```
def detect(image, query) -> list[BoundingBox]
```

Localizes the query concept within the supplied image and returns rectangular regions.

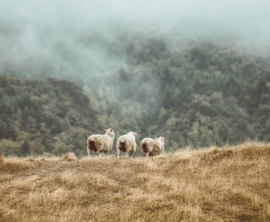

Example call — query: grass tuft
[62,152,77,161]
[27,156,35,162]
[0,153,4,164]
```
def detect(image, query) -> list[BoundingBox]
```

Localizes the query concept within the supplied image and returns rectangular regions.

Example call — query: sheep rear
[88,139,98,152]
[141,142,150,153]
[119,141,127,152]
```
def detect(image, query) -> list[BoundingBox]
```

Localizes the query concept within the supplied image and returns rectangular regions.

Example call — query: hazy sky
[0,0,269,81]
[1,0,270,37]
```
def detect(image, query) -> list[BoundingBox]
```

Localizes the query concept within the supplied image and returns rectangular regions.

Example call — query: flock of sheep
[87,128,165,159]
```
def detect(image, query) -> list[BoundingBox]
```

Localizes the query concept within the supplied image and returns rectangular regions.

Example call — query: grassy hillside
[0,75,100,157]
[0,142,269,222]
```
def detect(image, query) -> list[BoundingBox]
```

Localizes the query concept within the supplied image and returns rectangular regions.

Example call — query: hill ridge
[0,142,269,221]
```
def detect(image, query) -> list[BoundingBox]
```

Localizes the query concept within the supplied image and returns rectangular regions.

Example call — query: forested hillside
[0,76,100,157]
[126,40,270,151]
[1,39,270,156]
[84,39,270,152]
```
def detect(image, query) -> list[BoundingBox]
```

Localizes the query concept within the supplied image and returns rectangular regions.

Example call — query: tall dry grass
[0,142,269,222]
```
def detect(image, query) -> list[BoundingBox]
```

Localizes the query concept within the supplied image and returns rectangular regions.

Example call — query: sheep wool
[116,132,137,158]
[140,137,165,158]
[87,128,115,159]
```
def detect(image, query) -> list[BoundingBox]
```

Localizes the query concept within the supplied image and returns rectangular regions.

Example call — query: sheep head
[104,128,115,139]
[127,131,137,139]
[156,137,165,145]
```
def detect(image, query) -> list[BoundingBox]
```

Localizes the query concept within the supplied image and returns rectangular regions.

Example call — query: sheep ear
[133,132,137,135]
[104,129,108,131]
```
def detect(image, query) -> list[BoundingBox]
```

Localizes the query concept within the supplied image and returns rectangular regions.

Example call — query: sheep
[116,132,137,158]
[87,128,115,159]
[140,137,165,158]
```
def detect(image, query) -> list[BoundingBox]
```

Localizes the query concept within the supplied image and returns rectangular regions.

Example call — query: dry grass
[0,142,269,222]
[0,154,3,164]
[63,152,77,162]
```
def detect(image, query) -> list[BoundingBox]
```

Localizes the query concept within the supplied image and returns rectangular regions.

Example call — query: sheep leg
[96,152,102,159]
[130,151,134,158]
[146,152,149,158]
[102,152,107,159]
[87,149,91,159]
[117,150,120,158]
[126,153,128,157]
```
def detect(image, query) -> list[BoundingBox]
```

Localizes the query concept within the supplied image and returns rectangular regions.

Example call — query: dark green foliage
[0,76,9,88]
[127,38,167,65]
[51,118,63,135]
[20,138,31,156]
[0,117,17,140]
[113,40,270,150]
[5,84,17,96]
[43,138,53,153]
[1,39,270,155]
[223,75,241,97]
[0,76,100,157]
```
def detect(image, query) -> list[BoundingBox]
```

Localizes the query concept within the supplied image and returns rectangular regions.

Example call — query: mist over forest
[1,0,270,156]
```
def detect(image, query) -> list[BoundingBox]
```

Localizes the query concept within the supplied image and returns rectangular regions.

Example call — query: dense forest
[1,38,270,156]
[117,39,270,151]
[85,38,270,152]
[0,76,100,157]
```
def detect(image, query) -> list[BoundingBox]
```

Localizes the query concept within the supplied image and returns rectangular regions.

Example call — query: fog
[0,0,270,86]
[1,0,270,150]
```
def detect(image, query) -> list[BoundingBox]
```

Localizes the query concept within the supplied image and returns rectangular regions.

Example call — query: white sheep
[140,137,165,158]
[87,128,115,159]
[116,132,137,158]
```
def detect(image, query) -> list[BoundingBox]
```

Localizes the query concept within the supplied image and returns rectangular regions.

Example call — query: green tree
[20,138,31,156]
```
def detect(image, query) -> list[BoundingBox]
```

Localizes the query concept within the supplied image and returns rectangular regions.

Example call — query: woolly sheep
[116,132,137,158]
[87,128,115,159]
[140,137,165,158]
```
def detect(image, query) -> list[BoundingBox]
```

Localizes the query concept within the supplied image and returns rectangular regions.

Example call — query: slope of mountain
[83,40,270,152]
[115,41,270,151]
[0,76,100,157]
[0,142,269,221]
[1,39,270,156]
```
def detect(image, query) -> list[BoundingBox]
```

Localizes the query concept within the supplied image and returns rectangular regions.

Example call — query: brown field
[0,142,269,222]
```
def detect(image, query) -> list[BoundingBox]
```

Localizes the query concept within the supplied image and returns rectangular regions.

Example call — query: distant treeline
[86,39,270,152]
[0,76,100,157]
[1,39,270,156]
